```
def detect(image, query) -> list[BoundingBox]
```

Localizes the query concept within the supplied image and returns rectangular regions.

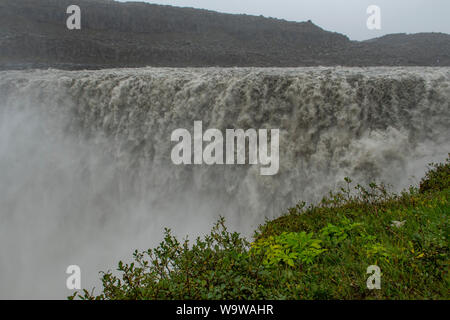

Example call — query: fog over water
[0,67,449,298]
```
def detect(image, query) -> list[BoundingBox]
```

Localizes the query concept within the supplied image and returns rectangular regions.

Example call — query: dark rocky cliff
[0,0,449,69]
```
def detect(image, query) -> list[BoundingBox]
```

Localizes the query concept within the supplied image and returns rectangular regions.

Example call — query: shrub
[71,218,278,300]
[320,217,362,246]
[419,154,450,193]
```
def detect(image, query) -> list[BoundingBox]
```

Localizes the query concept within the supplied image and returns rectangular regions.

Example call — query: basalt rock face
[0,0,449,70]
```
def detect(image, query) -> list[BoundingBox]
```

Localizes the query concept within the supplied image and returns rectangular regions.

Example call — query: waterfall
[0,67,449,298]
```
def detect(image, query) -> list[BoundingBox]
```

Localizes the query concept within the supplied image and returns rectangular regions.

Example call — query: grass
[72,156,449,300]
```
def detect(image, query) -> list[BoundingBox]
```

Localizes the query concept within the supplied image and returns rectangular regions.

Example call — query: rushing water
[0,67,449,298]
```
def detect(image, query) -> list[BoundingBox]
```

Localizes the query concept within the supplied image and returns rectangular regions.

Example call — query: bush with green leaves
[251,231,326,267]
[72,219,276,300]
[320,217,362,246]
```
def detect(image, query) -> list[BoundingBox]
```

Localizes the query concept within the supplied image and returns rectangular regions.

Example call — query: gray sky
[118,0,449,40]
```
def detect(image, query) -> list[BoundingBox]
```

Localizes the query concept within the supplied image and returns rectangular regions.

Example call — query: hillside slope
[74,157,450,300]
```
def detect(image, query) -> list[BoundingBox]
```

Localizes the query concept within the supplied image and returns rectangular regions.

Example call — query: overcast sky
[118,0,449,40]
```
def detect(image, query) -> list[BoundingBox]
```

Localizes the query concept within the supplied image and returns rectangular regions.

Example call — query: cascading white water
[0,67,449,298]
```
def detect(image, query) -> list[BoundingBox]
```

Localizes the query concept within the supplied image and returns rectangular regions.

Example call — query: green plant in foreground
[320,217,363,246]
[72,157,449,300]
[251,232,326,267]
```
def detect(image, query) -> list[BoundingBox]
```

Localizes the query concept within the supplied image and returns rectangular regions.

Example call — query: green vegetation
[419,158,450,193]
[72,156,449,300]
